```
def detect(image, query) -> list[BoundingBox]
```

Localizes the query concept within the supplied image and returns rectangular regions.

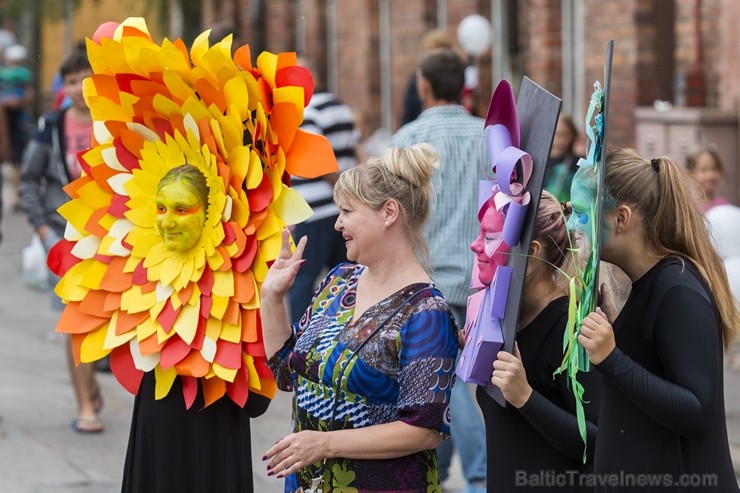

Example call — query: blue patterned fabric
[268,263,459,492]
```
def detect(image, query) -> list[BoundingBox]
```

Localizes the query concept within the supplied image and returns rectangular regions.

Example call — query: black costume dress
[121,372,270,493]
[476,297,602,492]
[594,257,739,492]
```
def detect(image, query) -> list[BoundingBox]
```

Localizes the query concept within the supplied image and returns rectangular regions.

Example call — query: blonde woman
[261,144,459,492]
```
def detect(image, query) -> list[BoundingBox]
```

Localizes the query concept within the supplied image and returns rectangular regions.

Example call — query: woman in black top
[580,148,740,492]
[477,191,602,492]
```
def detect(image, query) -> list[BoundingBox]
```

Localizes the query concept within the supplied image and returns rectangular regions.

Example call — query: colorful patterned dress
[268,263,458,492]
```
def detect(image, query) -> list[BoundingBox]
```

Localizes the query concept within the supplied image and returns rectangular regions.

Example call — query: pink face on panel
[470,202,509,286]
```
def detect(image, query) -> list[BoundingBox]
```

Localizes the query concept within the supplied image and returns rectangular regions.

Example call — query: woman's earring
[384,221,389,226]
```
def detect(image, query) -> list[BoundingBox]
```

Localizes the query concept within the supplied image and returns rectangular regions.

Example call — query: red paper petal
[160,335,192,370]
[275,66,314,106]
[214,339,241,369]
[222,221,236,245]
[110,345,143,395]
[198,267,214,296]
[199,295,213,319]
[247,173,273,213]
[157,299,178,334]
[226,368,249,407]
[47,238,80,277]
[114,137,141,171]
[182,376,198,409]
[132,260,148,285]
[232,235,257,273]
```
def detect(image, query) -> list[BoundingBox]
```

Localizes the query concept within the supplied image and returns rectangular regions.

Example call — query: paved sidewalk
[0,164,737,492]
[0,173,463,493]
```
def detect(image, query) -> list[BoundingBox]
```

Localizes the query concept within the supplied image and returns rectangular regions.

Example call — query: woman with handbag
[261,143,459,493]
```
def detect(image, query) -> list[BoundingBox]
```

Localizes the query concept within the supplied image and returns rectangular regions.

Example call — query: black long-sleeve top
[477,296,602,492]
[594,256,739,492]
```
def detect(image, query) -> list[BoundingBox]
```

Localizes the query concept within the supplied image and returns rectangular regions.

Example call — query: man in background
[391,48,487,493]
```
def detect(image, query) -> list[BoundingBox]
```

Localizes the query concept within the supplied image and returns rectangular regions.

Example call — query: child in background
[685,147,732,213]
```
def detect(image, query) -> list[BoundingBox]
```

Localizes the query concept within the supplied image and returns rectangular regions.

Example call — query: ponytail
[605,148,739,350]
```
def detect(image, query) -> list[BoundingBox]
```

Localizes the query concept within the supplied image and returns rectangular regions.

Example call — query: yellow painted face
[155,181,207,251]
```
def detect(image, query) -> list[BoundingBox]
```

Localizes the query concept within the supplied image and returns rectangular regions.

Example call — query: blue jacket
[19,110,71,236]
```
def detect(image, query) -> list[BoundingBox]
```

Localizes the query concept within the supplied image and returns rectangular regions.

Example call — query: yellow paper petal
[244,354,259,387]
[154,364,178,399]
[220,320,241,343]
[271,185,313,225]
[205,317,221,341]
[80,261,108,290]
[104,311,137,349]
[173,303,200,345]
[136,316,158,340]
[213,362,238,382]
[80,324,112,363]
[210,294,229,320]
[212,270,234,298]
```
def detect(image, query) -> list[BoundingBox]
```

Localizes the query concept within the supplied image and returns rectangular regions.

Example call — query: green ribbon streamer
[554,81,605,463]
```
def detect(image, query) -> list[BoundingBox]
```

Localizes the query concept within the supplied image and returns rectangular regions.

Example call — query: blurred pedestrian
[288,54,361,324]
[18,49,103,433]
[685,146,732,213]
[543,113,583,203]
[2,43,33,212]
[399,29,456,128]
[391,48,487,493]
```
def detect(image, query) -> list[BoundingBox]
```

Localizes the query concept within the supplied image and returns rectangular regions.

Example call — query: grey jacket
[19,110,71,236]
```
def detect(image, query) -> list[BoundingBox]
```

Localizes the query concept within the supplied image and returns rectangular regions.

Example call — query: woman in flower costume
[48,18,337,492]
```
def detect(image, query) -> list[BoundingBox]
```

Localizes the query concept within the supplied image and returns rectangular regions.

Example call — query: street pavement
[0,165,738,492]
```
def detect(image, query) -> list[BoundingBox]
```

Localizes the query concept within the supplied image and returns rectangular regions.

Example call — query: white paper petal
[183,113,200,141]
[126,122,160,142]
[109,218,134,239]
[64,221,84,241]
[93,121,113,144]
[101,146,127,171]
[129,338,159,372]
[222,194,233,222]
[70,235,101,259]
[155,281,174,303]
[108,238,132,257]
[107,173,134,196]
[201,336,217,363]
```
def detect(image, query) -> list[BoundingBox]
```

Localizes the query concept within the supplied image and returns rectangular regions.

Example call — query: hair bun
[383,143,439,187]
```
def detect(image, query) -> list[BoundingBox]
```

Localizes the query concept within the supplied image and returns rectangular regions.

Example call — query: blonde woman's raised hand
[261,228,307,300]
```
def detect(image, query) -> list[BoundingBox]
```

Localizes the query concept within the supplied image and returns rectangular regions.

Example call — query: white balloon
[705,204,740,259]
[724,257,740,304]
[457,15,492,57]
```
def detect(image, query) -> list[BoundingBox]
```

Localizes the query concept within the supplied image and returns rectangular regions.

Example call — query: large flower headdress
[48,18,337,408]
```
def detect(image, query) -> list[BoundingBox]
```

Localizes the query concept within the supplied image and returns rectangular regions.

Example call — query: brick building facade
[201,1,734,158]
